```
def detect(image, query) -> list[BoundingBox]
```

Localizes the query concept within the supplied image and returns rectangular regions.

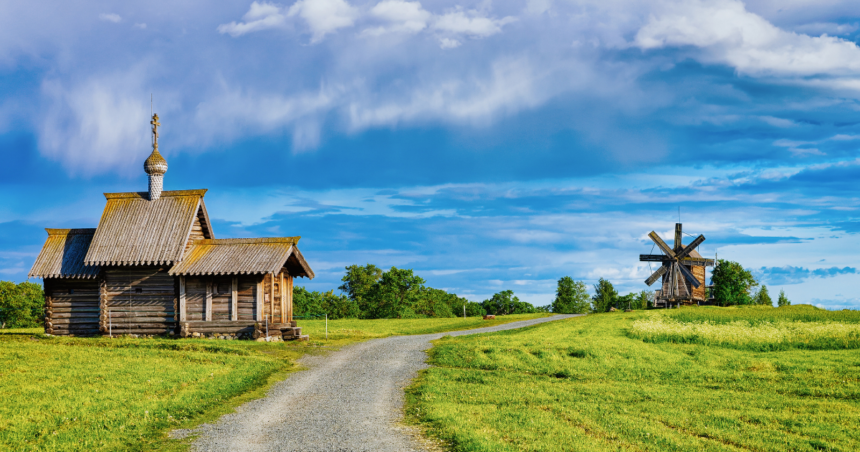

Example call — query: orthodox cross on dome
[144,113,167,200]
[151,113,161,150]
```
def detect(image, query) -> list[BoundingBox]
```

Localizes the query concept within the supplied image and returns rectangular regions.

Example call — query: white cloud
[98,13,121,23]
[635,0,860,77]
[287,0,358,42]
[433,8,516,38]
[217,1,286,37]
[438,37,461,48]
[793,22,859,36]
[363,0,431,35]
[38,71,152,176]
[134,23,147,30]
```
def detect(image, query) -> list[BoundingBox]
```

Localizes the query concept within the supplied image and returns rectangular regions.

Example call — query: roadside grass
[406,311,860,452]
[0,313,547,451]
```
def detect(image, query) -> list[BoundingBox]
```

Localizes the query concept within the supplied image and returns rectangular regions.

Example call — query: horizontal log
[104,315,175,322]
[107,329,175,335]
[49,303,100,309]
[50,307,100,313]
[186,327,255,334]
[104,309,176,316]
[52,313,101,319]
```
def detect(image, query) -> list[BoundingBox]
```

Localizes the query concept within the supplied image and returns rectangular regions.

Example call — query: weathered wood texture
[692,265,706,301]
[183,209,209,255]
[44,278,101,336]
[102,267,176,335]
[29,229,100,279]
[184,275,261,322]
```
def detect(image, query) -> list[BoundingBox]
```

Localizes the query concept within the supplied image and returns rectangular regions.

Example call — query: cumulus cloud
[38,71,152,176]
[635,0,860,76]
[98,13,121,23]
[287,0,358,42]
[363,0,431,36]
[217,1,286,37]
[433,8,516,38]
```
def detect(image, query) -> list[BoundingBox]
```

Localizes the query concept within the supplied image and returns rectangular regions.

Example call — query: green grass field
[407,308,860,451]
[0,314,546,451]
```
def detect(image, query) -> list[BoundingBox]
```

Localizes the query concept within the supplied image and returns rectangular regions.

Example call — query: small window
[69,289,74,295]
[135,287,143,294]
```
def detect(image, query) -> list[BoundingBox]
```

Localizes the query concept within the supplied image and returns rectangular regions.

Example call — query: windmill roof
[29,229,101,279]
[168,238,314,278]
[84,189,212,266]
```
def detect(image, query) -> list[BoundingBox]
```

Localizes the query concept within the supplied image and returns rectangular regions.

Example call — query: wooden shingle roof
[168,238,314,278]
[29,229,101,279]
[84,189,213,266]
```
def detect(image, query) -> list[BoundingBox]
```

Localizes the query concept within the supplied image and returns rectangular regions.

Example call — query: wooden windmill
[640,223,715,306]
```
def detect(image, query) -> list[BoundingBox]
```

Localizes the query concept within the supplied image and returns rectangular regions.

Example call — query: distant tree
[293,287,361,319]
[616,293,635,310]
[711,260,758,306]
[552,277,591,314]
[482,290,537,315]
[0,281,44,328]
[777,289,791,307]
[754,285,773,306]
[339,264,384,317]
[591,278,618,313]
[636,290,653,310]
[371,267,427,319]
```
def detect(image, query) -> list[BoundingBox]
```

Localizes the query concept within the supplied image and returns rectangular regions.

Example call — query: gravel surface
[178,314,579,452]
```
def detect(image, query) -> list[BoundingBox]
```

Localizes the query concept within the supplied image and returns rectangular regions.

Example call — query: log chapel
[28,114,314,339]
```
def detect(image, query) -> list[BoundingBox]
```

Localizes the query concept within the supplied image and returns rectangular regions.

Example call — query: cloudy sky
[2,0,860,308]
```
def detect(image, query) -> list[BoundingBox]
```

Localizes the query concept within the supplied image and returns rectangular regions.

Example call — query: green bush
[0,281,44,328]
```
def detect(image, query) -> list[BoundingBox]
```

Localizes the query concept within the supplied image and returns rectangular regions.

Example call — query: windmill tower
[640,223,715,307]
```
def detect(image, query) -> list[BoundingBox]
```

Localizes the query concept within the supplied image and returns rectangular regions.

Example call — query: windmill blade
[676,234,705,259]
[681,257,714,267]
[640,254,671,262]
[644,265,668,286]
[674,223,682,251]
[676,262,701,288]
[648,232,676,259]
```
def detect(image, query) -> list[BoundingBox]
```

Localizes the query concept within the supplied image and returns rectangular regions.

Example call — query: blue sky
[2,0,860,308]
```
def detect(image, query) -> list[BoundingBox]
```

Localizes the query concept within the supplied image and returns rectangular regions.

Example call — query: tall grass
[407,311,860,451]
[666,304,860,325]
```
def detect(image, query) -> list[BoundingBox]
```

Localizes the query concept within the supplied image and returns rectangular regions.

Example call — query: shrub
[0,281,44,328]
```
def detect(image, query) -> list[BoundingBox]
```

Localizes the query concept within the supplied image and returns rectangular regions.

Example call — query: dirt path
[180,314,578,452]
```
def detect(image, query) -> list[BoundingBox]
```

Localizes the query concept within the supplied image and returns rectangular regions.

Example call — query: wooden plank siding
[44,278,101,336]
[103,267,176,335]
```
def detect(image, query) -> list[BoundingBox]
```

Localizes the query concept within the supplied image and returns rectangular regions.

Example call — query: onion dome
[144,148,168,175]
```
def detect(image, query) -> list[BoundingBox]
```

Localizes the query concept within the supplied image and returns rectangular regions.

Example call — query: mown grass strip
[407,311,860,451]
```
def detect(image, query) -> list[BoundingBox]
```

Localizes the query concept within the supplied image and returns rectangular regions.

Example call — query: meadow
[407,308,860,451]
[0,314,546,451]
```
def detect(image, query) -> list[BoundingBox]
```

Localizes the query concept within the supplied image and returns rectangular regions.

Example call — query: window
[135,287,142,294]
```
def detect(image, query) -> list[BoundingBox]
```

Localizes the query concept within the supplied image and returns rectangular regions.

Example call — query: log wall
[44,278,101,336]
[103,266,176,335]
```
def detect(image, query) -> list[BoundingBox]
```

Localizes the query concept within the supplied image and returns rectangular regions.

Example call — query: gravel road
[179,314,579,452]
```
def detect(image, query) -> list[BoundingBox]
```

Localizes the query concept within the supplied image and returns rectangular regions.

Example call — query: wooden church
[28,114,314,339]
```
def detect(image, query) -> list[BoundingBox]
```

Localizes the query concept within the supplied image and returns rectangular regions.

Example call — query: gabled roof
[84,189,213,266]
[29,229,101,279]
[168,237,314,278]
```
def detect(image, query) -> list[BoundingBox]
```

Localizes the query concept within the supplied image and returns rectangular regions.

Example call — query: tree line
[294,264,551,319]
[0,258,793,328]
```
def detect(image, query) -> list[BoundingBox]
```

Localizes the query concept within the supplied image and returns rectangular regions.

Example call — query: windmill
[640,223,715,306]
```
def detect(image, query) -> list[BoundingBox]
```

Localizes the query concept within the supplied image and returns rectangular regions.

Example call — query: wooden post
[179,276,187,322]
[231,277,238,321]
[286,275,293,323]
[268,273,274,324]
[279,272,286,324]
[255,279,263,322]
[205,280,212,321]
